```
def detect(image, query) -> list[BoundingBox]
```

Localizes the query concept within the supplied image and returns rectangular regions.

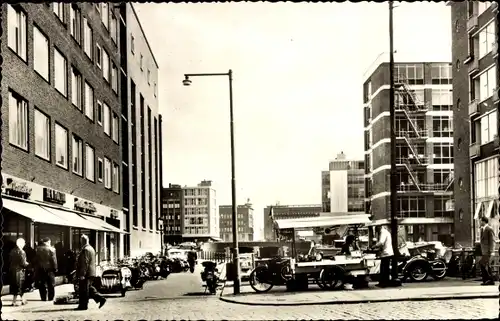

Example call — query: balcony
[493,88,499,103]
[397,183,450,193]
[467,14,478,33]
[468,99,479,117]
[469,143,480,158]
[468,58,479,75]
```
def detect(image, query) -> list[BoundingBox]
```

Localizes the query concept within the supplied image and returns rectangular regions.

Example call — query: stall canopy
[274,214,372,230]
[85,215,128,234]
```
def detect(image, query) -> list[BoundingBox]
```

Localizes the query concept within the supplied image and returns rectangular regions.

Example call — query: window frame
[53,3,65,24]
[71,66,83,110]
[97,157,104,182]
[54,48,68,97]
[112,112,119,143]
[34,108,51,161]
[102,49,110,82]
[103,102,111,136]
[69,4,81,45]
[112,162,120,193]
[72,134,83,176]
[104,157,112,189]
[101,3,109,30]
[97,100,103,126]
[85,143,95,182]
[8,90,29,151]
[83,17,93,60]
[55,123,69,170]
[96,43,102,69]
[84,81,94,121]
[8,4,28,62]
[33,24,50,82]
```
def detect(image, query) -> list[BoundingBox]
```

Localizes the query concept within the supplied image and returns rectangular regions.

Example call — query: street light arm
[184,72,230,77]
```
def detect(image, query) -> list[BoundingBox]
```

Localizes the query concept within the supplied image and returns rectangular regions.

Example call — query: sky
[134,2,452,239]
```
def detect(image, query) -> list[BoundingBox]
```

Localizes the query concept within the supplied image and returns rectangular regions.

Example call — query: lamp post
[182,70,240,294]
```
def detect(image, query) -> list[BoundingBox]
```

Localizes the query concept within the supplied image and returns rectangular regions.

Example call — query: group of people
[8,234,107,310]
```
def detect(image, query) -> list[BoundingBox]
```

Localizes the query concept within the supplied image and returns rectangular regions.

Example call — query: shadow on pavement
[183,292,209,296]
[31,308,77,313]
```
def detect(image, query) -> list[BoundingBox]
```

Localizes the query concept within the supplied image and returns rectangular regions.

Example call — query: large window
[83,18,93,59]
[432,116,453,138]
[477,66,497,102]
[8,91,28,150]
[85,144,95,181]
[434,169,453,185]
[8,4,27,61]
[70,4,81,44]
[431,89,452,111]
[431,63,452,85]
[103,49,110,82]
[33,26,49,81]
[72,135,83,175]
[34,109,50,160]
[97,158,104,182]
[71,67,82,109]
[103,103,111,135]
[54,49,67,96]
[475,157,498,201]
[397,196,426,218]
[101,3,109,29]
[395,64,424,85]
[479,22,496,59]
[84,81,94,120]
[55,124,68,169]
[104,157,112,189]
[433,143,453,164]
[53,3,65,23]
[434,197,453,218]
[112,63,118,93]
[480,111,497,144]
[112,163,119,193]
[110,14,117,43]
[112,113,119,143]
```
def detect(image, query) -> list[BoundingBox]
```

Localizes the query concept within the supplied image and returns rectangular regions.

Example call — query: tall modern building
[263,204,321,241]
[219,200,254,242]
[449,1,499,246]
[363,57,455,245]
[161,184,184,245]
[181,180,220,241]
[1,3,126,271]
[321,152,365,213]
[118,3,163,256]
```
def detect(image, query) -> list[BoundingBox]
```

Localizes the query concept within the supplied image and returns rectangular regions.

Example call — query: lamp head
[182,76,192,86]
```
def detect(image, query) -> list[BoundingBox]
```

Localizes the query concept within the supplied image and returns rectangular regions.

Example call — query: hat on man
[42,237,51,243]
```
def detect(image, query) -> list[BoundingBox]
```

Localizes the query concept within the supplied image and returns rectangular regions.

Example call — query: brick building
[219,200,254,242]
[1,2,125,273]
[161,184,184,245]
[449,1,499,246]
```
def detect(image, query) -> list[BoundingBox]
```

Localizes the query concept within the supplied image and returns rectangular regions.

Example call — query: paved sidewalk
[1,283,75,312]
[220,280,500,306]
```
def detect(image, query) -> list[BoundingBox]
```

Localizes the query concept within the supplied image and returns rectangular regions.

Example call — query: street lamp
[181,70,241,295]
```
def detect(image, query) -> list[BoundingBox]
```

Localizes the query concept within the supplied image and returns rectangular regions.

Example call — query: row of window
[470,65,497,103]
[184,189,209,196]
[8,90,119,193]
[471,110,497,145]
[474,157,498,200]
[129,30,157,97]
[184,227,209,235]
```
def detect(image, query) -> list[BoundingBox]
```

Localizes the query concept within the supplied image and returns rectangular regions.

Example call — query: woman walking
[9,238,30,306]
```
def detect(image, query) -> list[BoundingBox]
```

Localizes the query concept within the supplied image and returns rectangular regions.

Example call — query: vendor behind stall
[340,235,359,256]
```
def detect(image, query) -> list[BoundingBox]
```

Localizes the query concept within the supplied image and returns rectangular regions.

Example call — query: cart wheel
[320,266,345,290]
[249,266,274,293]
[315,275,325,289]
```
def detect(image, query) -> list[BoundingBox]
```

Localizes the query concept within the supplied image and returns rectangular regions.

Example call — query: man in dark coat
[75,234,106,311]
[479,217,496,285]
[35,237,58,301]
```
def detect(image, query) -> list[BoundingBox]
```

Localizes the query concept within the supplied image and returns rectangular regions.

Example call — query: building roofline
[129,3,159,69]
[265,204,322,208]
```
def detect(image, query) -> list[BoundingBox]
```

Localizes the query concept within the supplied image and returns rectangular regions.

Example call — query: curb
[219,293,499,306]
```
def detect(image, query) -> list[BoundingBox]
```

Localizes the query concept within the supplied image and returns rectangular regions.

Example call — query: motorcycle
[249,257,292,293]
[200,261,219,294]
[398,250,447,282]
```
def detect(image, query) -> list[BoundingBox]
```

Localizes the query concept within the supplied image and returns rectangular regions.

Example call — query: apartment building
[117,3,163,256]
[321,152,365,213]
[161,184,184,245]
[1,3,126,272]
[182,180,220,241]
[450,1,499,246]
[219,200,254,242]
[363,57,455,245]
[263,204,321,241]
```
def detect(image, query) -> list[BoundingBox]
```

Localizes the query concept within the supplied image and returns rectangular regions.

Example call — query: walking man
[35,237,58,301]
[479,217,495,286]
[372,224,394,287]
[75,235,106,311]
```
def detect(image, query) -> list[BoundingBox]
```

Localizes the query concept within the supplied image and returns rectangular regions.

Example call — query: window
[70,5,81,44]
[101,3,109,29]
[477,66,497,101]
[72,135,83,175]
[97,158,104,182]
[8,4,27,61]
[85,144,95,181]
[397,196,426,218]
[71,67,82,109]
[395,64,424,85]
[431,89,453,111]
[480,111,497,144]
[8,91,28,150]
[112,113,119,143]
[83,18,93,59]
[97,100,103,125]
[434,169,453,185]
[475,157,497,201]
[55,124,68,169]
[131,34,135,54]
[431,63,452,85]
[53,3,65,23]
[104,157,112,189]
[103,103,110,135]
[103,49,110,82]
[433,143,453,164]
[113,163,119,193]
[96,43,102,69]
[54,49,67,96]
[84,82,94,120]
[110,14,117,43]
[112,63,118,93]
[33,26,49,81]
[154,83,157,97]
[478,1,492,16]
[479,22,496,59]
[432,116,453,138]
[34,109,50,160]
[140,54,143,70]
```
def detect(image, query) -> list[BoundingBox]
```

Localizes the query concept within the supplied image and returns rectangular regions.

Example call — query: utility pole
[388,0,400,284]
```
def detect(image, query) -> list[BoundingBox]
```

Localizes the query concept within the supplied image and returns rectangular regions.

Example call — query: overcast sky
[135,2,451,238]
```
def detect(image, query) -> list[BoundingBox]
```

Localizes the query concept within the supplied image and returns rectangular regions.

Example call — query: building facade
[321,152,365,213]
[1,2,126,275]
[182,180,219,241]
[450,1,499,246]
[161,184,184,245]
[119,3,162,256]
[363,59,455,245]
[219,200,254,242]
[263,204,321,241]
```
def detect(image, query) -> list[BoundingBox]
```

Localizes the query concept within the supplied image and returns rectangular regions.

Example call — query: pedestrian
[372,224,394,288]
[9,238,29,306]
[75,234,106,311]
[35,237,58,301]
[479,217,495,286]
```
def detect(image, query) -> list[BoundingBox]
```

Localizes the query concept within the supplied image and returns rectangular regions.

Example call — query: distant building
[219,200,254,242]
[321,152,365,213]
[263,204,321,241]
[161,184,184,245]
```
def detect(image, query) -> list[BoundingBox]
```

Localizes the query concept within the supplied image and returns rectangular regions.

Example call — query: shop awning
[484,200,494,219]
[474,202,483,220]
[84,215,128,234]
[2,198,73,227]
[40,206,105,231]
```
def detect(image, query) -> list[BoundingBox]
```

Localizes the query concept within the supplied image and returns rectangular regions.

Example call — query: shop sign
[74,198,97,214]
[2,179,32,199]
[43,188,66,205]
